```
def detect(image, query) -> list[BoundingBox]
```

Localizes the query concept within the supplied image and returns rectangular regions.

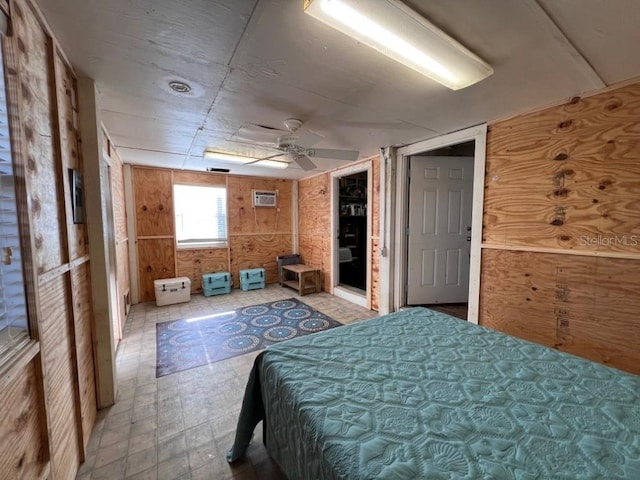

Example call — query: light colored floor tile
[76,284,375,479]
[94,440,129,469]
[126,446,158,478]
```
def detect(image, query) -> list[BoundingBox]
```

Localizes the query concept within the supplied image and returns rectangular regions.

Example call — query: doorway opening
[338,171,367,292]
[390,124,487,323]
[331,160,372,308]
[406,141,474,320]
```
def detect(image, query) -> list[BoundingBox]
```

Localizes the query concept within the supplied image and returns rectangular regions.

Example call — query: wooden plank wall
[481,81,640,374]
[0,361,48,479]
[0,0,98,478]
[298,173,331,290]
[176,249,228,292]
[132,167,293,301]
[135,168,175,301]
[297,155,381,310]
[227,176,293,286]
[54,55,97,455]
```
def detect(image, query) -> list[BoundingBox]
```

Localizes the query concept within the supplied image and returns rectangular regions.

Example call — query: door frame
[331,160,373,308]
[393,124,487,323]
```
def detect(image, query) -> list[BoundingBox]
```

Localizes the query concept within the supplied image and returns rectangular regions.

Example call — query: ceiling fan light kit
[303,0,493,90]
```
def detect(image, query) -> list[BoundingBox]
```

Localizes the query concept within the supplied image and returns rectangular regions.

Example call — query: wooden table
[280,264,321,296]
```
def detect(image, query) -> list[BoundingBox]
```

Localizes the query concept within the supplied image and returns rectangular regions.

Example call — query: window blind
[174,184,228,246]
[0,40,30,361]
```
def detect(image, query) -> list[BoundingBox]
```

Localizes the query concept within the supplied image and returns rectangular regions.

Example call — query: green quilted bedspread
[228,308,640,479]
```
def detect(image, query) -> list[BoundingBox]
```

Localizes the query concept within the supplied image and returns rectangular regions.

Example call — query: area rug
[156,298,341,377]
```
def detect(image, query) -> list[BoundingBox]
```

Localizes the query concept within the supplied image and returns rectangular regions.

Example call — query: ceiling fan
[245,118,360,171]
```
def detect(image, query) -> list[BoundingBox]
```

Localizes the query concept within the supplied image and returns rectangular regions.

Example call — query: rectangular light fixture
[255,159,288,169]
[303,0,493,90]
[203,151,255,164]
[204,151,289,169]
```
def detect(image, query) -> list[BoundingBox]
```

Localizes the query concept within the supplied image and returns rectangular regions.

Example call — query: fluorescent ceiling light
[255,159,288,169]
[203,151,289,169]
[304,0,493,90]
[203,151,255,164]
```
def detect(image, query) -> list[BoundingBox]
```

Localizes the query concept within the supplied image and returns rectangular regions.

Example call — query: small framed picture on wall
[69,168,84,224]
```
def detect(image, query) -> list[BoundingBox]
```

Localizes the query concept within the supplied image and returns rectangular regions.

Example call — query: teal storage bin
[239,268,265,291]
[202,272,232,297]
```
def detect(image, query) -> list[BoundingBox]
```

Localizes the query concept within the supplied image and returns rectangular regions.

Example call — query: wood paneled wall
[0,360,48,479]
[481,81,640,374]
[0,0,98,478]
[132,167,293,302]
[298,173,331,290]
[297,156,381,310]
[227,176,292,286]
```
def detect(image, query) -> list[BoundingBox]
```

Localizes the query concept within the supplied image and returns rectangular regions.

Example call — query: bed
[227,308,640,479]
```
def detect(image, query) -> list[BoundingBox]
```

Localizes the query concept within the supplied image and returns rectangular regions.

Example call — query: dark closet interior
[338,171,367,291]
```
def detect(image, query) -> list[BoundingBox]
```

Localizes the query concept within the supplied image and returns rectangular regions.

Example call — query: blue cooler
[239,268,265,291]
[202,272,232,296]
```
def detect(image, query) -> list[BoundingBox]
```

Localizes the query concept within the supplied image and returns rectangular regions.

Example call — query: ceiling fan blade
[231,123,287,145]
[305,148,360,161]
[294,154,316,171]
[295,129,323,148]
[244,152,286,166]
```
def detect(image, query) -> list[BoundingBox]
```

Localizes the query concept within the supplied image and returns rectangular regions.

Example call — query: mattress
[228,307,640,479]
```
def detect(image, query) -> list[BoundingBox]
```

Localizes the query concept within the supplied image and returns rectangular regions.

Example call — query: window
[0,34,30,364]
[174,184,227,247]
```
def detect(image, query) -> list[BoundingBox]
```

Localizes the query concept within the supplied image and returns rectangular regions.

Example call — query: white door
[407,156,474,305]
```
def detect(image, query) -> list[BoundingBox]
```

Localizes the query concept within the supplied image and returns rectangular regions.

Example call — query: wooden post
[77,77,117,408]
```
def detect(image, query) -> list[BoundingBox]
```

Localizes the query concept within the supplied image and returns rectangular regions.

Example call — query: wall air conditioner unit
[252,190,277,207]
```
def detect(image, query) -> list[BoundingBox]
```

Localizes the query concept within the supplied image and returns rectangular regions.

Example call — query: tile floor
[424,303,468,321]
[76,284,377,480]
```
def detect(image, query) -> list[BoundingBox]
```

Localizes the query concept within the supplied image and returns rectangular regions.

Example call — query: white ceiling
[36,0,640,179]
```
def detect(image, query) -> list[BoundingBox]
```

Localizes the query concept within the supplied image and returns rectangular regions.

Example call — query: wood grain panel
[137,238,176,302]
[298,173,330,236]
[116,240,130,326]
[370,238,380,311]
[298,174,332,291]
[0,360,48,480]
[55,53,88,261]
[133,168,174,237]
[227,177,292,235]
[371,155,380,240]
[12,0,49,104]
[370,157,380,310]
[298,234,331,291]
[38,275,81,480]
[176,248,229,292]
[15,2,66,274]
[480,248,640,374]
[110,147,127,242]
[484,82,640,254]
[69,262,96,451]
[229,234,292,287]
[174,170,226,186]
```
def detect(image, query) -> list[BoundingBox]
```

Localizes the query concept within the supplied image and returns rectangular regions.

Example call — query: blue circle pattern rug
[156,298,342,377]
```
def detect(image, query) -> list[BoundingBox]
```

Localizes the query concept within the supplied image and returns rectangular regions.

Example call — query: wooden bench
[280,264,321,296]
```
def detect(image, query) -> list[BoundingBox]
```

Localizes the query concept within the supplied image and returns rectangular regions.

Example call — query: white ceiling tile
[36,0,640,178]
